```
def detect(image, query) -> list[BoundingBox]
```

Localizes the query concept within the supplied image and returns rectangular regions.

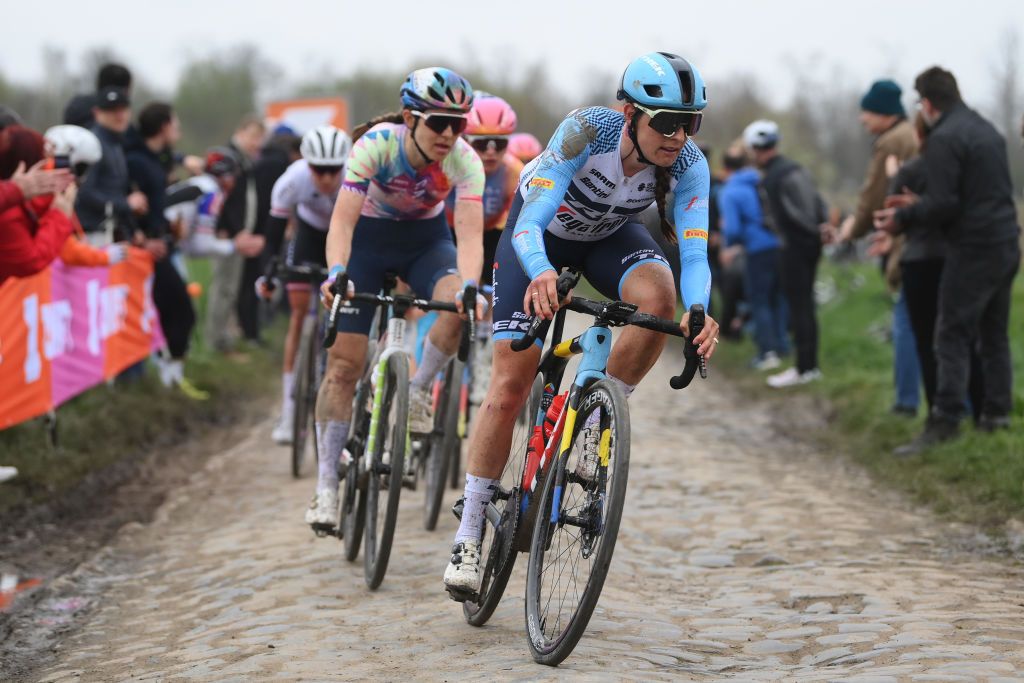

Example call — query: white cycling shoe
[444,539,482,600]
[408,386,434,434]
[304,488,338,533]
[272,402,295,444]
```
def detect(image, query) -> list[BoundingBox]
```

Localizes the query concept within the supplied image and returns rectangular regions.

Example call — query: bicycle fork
[365,317,410,473]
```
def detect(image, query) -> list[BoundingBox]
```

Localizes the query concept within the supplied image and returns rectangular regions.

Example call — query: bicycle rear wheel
[363,354,409,590]
[463,373,543,626]
[291,315,317,478]
[524,379,630,666]
[424,358,462,530]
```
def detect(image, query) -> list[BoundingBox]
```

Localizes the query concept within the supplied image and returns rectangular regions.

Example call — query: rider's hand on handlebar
[523,269,564,321]
[681,310,720,360]
[455,282,488,319]
[320,274,354,308]
[255,275,279,300]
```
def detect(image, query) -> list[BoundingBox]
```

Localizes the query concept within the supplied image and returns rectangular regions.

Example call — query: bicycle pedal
[444,584,478,604]
[451,496,465,521]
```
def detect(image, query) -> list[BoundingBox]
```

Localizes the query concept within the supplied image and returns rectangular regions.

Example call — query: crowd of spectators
[705,65,1020,454]
[1,62,299,399]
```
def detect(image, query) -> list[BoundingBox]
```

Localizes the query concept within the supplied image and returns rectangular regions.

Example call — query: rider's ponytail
[654,165,675,244]
[352,112,405,143]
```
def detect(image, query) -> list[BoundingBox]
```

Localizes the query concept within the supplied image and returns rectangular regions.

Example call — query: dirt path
[20,353,1024,682]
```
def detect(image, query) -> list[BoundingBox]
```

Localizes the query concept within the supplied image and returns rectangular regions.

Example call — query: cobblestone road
[30,353,1024,682]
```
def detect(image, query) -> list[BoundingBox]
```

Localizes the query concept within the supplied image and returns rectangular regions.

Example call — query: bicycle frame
[365,316,409,459]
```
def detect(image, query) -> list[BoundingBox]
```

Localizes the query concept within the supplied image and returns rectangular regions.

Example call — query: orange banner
[0,251,164,430]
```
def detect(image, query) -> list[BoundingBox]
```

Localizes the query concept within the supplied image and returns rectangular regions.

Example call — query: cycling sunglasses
[634,103,703,137]
[310,164,343,176]
[411,110,469,135]
[467,136,509,153]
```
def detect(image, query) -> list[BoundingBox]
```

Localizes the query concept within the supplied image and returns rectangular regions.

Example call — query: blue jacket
[717,168,780,254]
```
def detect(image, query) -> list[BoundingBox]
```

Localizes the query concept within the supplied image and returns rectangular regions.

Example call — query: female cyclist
[507,131,543,164]
[307,68,487,531]
[256,125,352,444]
[443,52,721,596]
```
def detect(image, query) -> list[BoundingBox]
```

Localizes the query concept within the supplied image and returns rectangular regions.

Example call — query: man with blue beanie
[836,79,921,416]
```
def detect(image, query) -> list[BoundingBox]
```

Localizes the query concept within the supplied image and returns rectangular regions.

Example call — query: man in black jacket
[877,66,1020,454]
[64,63,132,130]
[75,87,148,242]
[744,120,829,388]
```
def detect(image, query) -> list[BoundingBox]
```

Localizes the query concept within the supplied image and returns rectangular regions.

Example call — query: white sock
[282,371,295,409]
[608,374,636,398]
[316,420,349,492]
[411,337,451,390]
[170,359,184,385]
[455,474,498,544]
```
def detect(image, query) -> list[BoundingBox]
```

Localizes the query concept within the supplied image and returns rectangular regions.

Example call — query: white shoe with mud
[304,488,338,535]
[408,386,434,434]
[272,405,294,445]
[444,539,481,601]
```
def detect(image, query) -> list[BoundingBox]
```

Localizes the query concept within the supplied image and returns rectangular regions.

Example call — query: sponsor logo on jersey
[529,177,555,190]
[579,175,611,199]
[684,229,709,240]
[588,168,615,189]
[684,196,709,212]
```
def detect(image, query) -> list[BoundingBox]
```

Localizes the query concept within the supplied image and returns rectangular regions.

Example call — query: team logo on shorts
[684,229,708,240]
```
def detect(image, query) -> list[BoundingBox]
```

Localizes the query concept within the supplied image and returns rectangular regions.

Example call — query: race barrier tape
[0,250,165,430]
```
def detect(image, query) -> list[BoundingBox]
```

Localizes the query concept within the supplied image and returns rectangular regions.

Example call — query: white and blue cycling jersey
[511,106,712,309]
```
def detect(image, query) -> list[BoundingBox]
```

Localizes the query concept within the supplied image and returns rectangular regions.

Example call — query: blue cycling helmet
[617,52,707,111]
[400,67,474,113]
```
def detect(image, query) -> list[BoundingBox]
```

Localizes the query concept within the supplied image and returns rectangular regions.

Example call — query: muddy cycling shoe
[304,488,339,535]
[408,386,434,434]
[575,427,601,485]
[444,539,482,601]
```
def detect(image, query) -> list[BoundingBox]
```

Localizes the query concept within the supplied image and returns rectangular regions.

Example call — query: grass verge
[713,260,1024,528]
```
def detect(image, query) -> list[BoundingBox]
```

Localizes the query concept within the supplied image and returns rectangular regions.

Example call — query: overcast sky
[3,1,1022,111]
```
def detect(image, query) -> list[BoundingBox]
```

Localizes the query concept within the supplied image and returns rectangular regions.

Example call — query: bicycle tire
[339,381,372,562]
[363,353,409,590]
[449,361,471,490]
[291,315,317,478]
[424,358,462,530]
[524,379,630,666]
[463,373,543,626]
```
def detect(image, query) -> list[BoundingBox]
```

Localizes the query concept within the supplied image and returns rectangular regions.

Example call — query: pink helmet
[466,95,517,136]
[508,132,543,163]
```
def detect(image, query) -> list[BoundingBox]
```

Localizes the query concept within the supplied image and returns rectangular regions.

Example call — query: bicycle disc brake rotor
[493,488,520,578]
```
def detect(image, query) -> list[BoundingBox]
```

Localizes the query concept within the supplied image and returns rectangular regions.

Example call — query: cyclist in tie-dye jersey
[305,67,487,533]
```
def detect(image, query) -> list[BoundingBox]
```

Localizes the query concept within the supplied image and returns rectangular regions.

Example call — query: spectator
[873,114,984,424]
[43,125,129,268]
[0,126,78,284]
[241,125,301,344]
[717,144,788,369]
[837,79,921,416]
[124,102,209,398]
[64,63,132,129]
[876,66,1020,454]
[75,87,148,243]
[206,115,266,352]
[743,119,829,388]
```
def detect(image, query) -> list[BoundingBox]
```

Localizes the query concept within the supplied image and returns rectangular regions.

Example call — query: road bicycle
[453,269,707,665]
[323,273,472,589]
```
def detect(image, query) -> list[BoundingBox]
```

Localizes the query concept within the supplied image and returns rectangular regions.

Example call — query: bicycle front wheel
[363,354,409,590]
[291,315,318,478]
[524,379,630,666]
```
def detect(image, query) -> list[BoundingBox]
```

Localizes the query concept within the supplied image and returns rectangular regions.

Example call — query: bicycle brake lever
[669,304,707,390]
[322,272,349,349]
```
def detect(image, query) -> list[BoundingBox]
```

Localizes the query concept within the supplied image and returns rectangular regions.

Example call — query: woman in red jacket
[0,126,79,284]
